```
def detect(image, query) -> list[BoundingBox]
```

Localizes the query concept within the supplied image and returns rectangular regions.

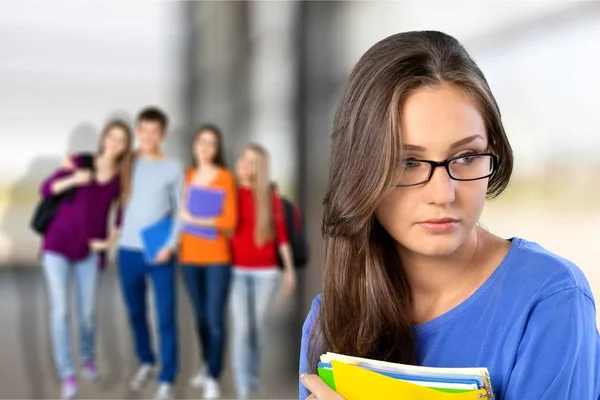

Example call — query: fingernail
[300,373,308,381]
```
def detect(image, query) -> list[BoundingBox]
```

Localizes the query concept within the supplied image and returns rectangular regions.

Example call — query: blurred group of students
[38,106,299,400]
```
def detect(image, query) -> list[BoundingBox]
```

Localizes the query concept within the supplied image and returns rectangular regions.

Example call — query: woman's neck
[197,162,217,171]
[399,228,487,297]
[238,178,253,188]
[400,228,509,323]
[96,152,117,171]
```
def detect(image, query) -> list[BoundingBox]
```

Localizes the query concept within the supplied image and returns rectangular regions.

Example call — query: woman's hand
[179,207,215,228]
[282,268,296,296]
[70,169,93,187]
[89,239,109,252]
[51,169,92,195]
[60,156,76,170]
[155,247,173,264]
[179,208,195,224]
[301,373,345,400]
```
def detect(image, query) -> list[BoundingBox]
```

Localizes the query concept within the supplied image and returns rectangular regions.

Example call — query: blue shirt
[119,157,183,250]
[299,238,600,399]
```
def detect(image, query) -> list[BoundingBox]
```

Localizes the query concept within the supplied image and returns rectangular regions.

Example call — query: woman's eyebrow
[402,134,485,152]
[450,134,485,149]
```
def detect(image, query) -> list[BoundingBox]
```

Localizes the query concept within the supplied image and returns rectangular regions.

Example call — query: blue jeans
[117,248,178,383]
[42,251,100,379]
[181,264,232,379]
[230,268,281,398]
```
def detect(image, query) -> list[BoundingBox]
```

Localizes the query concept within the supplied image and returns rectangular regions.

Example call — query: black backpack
[30,153,94,235]
[272,185,309,270]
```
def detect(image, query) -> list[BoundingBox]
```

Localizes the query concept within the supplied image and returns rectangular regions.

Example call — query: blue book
[183,186,225,239]
[140,217,173,263]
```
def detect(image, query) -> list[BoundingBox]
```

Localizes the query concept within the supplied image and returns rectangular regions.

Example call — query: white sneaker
[189,366,207,388]
[250,377,263,395]
[203,378,221,399]
[154,383,173,400]
[237,390,250,400]
[81,361,99,382]
[130,364,153,391]
[61,376,77,400]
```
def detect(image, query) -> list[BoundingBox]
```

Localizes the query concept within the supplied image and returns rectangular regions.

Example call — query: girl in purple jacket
[40,120,132,400]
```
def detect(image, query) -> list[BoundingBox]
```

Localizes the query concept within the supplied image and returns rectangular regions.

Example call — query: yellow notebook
[332,361,488,400]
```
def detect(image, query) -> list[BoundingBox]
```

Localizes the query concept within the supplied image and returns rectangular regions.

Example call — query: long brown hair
[192,124,227,168]
[311,31,513,370]
[97,120,134,206]
[243,144,274,246]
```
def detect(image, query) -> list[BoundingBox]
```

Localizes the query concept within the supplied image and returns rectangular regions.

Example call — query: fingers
[154,248,172,264]
[154,250,167,263]
[301,373,330,399]
[60,156,76,170]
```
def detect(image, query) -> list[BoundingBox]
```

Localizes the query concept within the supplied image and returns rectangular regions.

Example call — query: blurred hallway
[0,266,300,399]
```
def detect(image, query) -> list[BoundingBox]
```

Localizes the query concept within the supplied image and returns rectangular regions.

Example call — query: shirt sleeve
[166,162,184,249]
[504,286,600,399]
[272,188,289,246]
[299,295,323,400]
[40,154,87,198]
[214,171,238,231]
[40,168,72,198]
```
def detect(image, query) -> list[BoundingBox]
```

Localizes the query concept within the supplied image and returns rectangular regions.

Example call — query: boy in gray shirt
[117,107,182,400]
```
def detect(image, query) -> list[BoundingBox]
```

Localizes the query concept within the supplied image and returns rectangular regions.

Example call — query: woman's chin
[402,230,468,258]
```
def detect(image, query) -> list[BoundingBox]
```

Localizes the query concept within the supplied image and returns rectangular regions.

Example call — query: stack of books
[317,352,494,399]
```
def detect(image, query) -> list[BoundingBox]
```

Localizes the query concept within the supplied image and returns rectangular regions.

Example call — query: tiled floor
[0,267,304,399]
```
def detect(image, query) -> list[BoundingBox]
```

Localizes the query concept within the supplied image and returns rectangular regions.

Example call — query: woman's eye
[401,160,421,169]
[454,155,476,164]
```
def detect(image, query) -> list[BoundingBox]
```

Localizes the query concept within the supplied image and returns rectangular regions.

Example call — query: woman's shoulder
[302,294,323,335]
[310,293,323,310]
[506,238,594,301]
[207,168,235,189]
[270,184,284,201]
[218,168,235,183]
[184,167,197,182]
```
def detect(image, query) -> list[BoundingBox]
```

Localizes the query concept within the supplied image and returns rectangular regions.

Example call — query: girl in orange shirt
[178,124,237,399]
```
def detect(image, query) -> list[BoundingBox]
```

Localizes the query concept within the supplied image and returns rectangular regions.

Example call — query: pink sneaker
[82,361,98,382]
[62,375,77,399]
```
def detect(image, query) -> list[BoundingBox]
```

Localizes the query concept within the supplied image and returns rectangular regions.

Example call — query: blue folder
[183,187,225,239]
[140,216,173,264]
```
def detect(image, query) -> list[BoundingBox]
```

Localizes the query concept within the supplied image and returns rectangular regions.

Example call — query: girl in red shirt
[230,144,295,400]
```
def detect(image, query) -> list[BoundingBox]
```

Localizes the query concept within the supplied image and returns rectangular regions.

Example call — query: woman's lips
[417,218,459,232]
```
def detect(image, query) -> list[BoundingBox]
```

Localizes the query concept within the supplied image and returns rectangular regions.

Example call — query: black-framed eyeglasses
[394,153,499,187]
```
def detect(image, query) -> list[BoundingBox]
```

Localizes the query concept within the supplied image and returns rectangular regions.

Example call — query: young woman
[299,31,600,400]
[178,124,237,399]
[230,144,296,400]
[117,107,183,400]
[40,120,132,400]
